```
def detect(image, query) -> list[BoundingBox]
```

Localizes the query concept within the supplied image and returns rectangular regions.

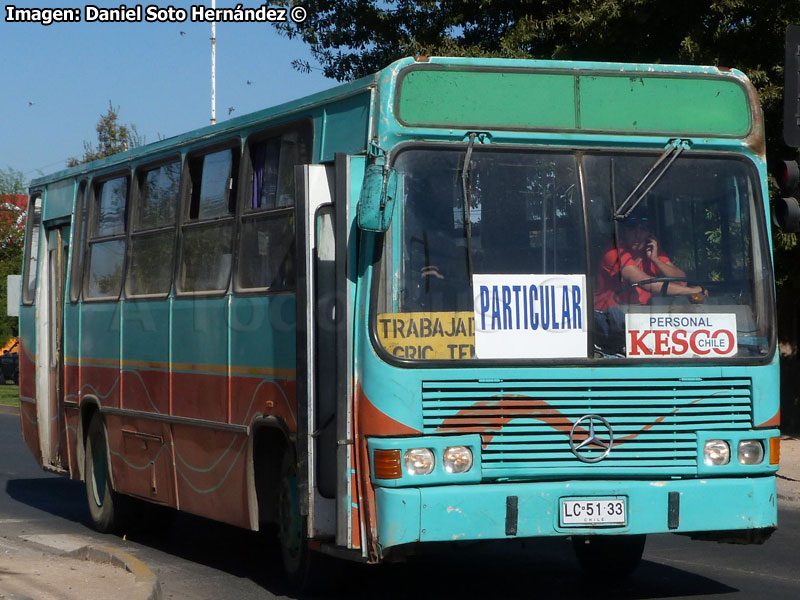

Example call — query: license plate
[560,497,627,526]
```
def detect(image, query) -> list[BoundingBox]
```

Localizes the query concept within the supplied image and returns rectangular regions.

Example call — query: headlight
[738,440,765,465]
[443,446,473,474]
[404,448,435,475]
[704,440,730,466]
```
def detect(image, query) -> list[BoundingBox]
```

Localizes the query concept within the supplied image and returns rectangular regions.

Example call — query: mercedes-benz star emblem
[569,414,613,463]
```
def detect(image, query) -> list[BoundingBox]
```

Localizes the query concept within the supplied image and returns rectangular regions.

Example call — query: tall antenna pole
[211,0,216,124]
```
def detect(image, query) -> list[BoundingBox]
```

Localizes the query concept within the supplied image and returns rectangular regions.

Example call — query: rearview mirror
[357,164,398,232]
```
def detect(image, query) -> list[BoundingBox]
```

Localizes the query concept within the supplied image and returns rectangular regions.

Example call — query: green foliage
[0,251,21,345]
[68,101,144,167]
[0,166,26,347]
[0,167,25,196]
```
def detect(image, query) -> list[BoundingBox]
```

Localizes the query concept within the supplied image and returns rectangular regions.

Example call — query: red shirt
[595,246,671,310]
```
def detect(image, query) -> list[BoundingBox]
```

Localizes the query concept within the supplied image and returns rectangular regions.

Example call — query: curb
[66,545,162,600]
[0,403,19,415]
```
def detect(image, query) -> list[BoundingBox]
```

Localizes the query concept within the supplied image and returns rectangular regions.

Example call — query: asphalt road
[1,410,799,600]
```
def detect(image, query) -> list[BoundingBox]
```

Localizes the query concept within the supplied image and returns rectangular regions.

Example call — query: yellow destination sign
[377,312,475,360]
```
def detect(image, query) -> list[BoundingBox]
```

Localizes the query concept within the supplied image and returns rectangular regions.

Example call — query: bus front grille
[422,378,752,478]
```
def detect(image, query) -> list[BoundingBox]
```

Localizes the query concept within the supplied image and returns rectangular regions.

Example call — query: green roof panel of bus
[396,67,751,137]
[397,69,577,130]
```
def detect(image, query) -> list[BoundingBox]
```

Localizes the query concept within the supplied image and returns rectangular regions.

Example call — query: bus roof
[31,56,758,189]
[30,70,377,188]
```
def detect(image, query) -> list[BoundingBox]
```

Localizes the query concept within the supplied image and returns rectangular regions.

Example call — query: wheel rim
[90,434,107,507]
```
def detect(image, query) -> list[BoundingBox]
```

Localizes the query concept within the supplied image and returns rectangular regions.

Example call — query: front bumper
[374,476,777,552]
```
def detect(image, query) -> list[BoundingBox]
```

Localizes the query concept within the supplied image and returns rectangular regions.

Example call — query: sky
[0,1,332,187]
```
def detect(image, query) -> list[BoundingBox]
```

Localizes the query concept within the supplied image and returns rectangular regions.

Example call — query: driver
[594,216,705,310]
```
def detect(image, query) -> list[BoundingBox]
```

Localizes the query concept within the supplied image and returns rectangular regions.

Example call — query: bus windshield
[375,147,772,361]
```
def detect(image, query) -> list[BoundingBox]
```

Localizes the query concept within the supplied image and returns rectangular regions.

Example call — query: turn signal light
[770,437,781,465]
[373,449,402,479]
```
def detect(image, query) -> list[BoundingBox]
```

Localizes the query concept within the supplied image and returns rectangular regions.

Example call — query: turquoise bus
[19,57,780,588]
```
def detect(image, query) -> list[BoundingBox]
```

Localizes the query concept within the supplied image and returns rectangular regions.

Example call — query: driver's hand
[646,237,658,260]
[688,286,708,304]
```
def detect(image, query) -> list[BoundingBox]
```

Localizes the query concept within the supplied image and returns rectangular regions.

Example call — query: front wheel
[84,413,128,533]
[572,534,646,578]
[277,452,333,593]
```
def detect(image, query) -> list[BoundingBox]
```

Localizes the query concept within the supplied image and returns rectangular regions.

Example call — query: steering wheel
[614,277,707,304]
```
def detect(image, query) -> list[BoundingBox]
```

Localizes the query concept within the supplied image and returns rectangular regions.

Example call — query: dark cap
[619,207,649,224]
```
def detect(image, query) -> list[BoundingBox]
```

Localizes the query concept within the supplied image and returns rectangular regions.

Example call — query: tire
[84,413,128,533]
[277,452,332,593]
[572,534,646,578]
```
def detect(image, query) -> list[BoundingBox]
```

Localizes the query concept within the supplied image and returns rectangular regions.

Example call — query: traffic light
[785,25,800,147]
[775,159,800,232]
[776,26,800,231]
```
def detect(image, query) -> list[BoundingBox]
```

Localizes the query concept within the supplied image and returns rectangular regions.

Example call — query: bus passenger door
[295,163,338,540]
[37,223,69,471]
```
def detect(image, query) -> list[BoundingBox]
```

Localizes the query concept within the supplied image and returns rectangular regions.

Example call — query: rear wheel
[84,413,128,533]
[572,534,646,578]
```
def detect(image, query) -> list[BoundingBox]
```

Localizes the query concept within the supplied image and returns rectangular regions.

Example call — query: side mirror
[357,164,398,232]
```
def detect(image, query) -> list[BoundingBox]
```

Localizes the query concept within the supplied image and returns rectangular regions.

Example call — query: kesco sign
[625,313,738,358]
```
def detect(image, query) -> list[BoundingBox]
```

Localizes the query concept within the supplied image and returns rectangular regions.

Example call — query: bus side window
[22,194,43,305]
[85,175,129,300]
[178,146,238,293]
[236,130,308,292]
[127,160,180,297]
[70,183,88,302]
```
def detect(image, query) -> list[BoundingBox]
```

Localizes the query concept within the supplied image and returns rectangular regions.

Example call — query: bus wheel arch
[250,418,292,530]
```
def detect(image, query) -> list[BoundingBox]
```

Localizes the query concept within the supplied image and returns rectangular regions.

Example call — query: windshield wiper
[613,139,691,220]
[461,133,477,280]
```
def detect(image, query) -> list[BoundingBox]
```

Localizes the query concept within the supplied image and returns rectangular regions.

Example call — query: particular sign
[472,274,587,359]
[377,312,475,360]
[625,313,738,358]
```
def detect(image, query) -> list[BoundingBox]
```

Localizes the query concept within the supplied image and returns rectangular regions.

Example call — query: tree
[0,167,25,196]
[0,167,26,251]
[0,166,26,347]
[68,101,144,167]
